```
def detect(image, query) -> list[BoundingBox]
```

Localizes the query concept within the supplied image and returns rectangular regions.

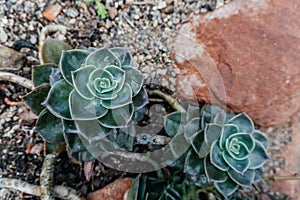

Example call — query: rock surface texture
[175,0,300,127]
[0,46,25,70]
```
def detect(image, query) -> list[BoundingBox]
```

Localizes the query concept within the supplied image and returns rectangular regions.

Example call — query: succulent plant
[24,46,148,161]
[183,105,269,197]
[164,104,269,197]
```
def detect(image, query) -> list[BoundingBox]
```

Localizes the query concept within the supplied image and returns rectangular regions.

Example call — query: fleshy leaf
[41,39,72,64]
[226,133,255,152]
[99,104,134,128]
[23,84,50,115]
[164,111,187,137]
[63,132,94,162]
[191,131,210,158]
[122,66,143,96]
[169,132,189,158]
[219,124,239,149]
[200,104,223,127]
[36,109,64,143]
[50,67,63,85]
[252,130,268,149]
[127,175,143,200]
[101,83,132,109]
[43,79,72,120]
[32,64,56,87]
[253,168,263,182]
[248,141,269,169]
[69,90,108,120]
[72,65,96,100]
[204,123,222,147]
[184,118,201,141]
[204,154,228,182]
[62,120,78,134]
[110,47,134,66]
[187,105,201,121]
[210,141,229,171]
[104,65,126,93]
[214,178,239,197]
[75,120,110,143]
[228,113,254,133]
[228,168,255,187]
[184,149,204,175]
[59,49,89,85]
[222,151,250,173]
[227,138,250,161]
[46,142,66,154]
[132,87,149,111]
[85,48,121,68]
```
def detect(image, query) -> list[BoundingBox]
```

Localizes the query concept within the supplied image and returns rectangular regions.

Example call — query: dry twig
[0,72,34,90]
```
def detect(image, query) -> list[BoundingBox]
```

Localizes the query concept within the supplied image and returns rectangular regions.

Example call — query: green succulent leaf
[248,141,269,169]
[253,168,263,182]
[36,109,64,143]
[50,67,63,85]
[201,104,223,127]
[62,120,78,134]
[228,168,255,187]
[210,141,229,171]
[103,65,126,91]
[72,65,96,100]
[59,49,89,85]
[184,149,205,175]
[226,133,255,152]
[110,47,133,66]
[228,113,254,133]
[127,174,145,200]
[222,151,250,174]
[187,105,201,121]
[101,83,133,109]
[85,48,121,68]
[23,84,50,115]
[226,137,250,160]
[252,130,268,149]
[169,132,189,158]
[132,87,149,111]
[204,154,228,182]
[164,111,187,137]
[32,64,56,87]
[214,178,239,197]
[75,119,110,143]
[43,79,72,120]
[99,103,134,128]
[204,123,222,147]
[69,90,108,120]
[191,131,210,158]
[42,39,72,64]
[63,131,94,161]
[184,118,201,141]
[122,66,143,96]
[219,124,239,149]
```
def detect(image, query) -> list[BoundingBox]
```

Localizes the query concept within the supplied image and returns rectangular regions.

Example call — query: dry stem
[0,72,34,90]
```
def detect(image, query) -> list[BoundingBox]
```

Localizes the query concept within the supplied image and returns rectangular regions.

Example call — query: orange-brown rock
[87,178,134,200]
[175,0,300,127]
[43,4,62,21]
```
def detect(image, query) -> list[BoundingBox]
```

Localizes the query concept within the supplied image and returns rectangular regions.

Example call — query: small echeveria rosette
[184,106,269,197]
[41,47,148,143]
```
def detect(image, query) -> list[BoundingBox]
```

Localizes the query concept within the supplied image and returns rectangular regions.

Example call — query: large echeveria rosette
[183,105,269,197]
[36,47,147,151]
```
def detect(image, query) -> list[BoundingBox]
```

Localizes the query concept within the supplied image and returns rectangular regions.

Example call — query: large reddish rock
[175,0,300,126]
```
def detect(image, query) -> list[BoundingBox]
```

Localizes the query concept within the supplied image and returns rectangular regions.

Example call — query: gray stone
[0,45,25,70]
[0,27,8,42]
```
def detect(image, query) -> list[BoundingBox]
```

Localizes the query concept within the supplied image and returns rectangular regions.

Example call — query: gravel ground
[0,0,294,199]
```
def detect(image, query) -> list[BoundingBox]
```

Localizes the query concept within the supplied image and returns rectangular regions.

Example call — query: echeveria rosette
[41,47,147,144]
[184,106,269,197]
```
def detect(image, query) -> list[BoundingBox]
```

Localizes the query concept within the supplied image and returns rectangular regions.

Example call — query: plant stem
[0,178,85,200]
[196,185,215,193]
[40,154,56,200]
[264,173,300,181]
[0,72,34,90]
[148,90,186,112]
